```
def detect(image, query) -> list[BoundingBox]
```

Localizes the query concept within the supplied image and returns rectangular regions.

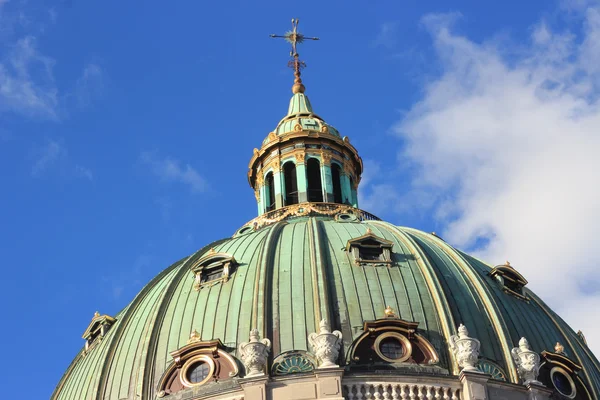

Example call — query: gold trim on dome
[247,202,380,230]
[294,123,302,132]
[321,125,329,133]
[268,131,277,141]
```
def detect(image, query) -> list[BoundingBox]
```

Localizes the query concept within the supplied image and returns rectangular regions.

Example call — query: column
[350,183,358,208]
[341,173,352,205]
[274,169,284,208]
[320,153,334,203]
[296,162,308,203]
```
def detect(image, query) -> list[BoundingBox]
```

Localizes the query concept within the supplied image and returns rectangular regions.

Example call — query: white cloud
[75,63,102,107]
[75,164,93,181]
[390,7,600,355]
[140,152,208,193]
[31,139,65,176]
[0,35,58,118]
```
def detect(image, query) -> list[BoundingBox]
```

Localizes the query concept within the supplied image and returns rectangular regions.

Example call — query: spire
[270,19,319,94]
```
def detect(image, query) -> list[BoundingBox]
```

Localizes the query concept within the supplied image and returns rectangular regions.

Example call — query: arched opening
[331,163,343,204]
[307,158,323,202]
[265,172,276,212]
[283,162,298,206]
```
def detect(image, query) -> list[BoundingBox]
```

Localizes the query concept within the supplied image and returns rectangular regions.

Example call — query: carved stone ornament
[308,319,343,368]
[320,124,329,133]
[238,329,271,377]
[512,337,542,386]
[449,324,481,372]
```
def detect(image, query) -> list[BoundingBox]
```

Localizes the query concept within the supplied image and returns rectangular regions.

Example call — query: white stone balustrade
[342,382,461,400]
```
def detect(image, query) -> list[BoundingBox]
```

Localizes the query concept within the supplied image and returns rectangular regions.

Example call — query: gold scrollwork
[321,125,329,133]
[293,123,303,132]
[268,131,277,141]
[295,152,306,163]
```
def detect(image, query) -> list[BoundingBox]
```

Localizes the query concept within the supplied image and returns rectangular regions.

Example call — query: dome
[52,212,600,400]
[262,92,341,147]
[53,19,600,400]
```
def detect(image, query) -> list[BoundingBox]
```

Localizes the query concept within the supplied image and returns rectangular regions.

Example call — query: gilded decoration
[254,190,260,202]
[320,151,332,165]
[293,123,302,132]
[321,125,329,133]
[294,152,306,163]
[384,305,397,318]
[268,131,277,142]
[247,202,380,230]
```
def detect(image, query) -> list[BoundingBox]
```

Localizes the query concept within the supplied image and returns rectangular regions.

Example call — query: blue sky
[2,0,600,397]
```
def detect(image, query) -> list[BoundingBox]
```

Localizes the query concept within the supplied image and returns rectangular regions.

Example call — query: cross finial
[270,19,319,94]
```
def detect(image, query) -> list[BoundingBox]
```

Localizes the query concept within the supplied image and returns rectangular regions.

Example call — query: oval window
[551,367,576,399]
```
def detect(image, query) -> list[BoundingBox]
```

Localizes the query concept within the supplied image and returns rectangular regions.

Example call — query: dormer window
[190,250,237,291]
[82,311,116,351]
[346,228,393,266]
[490,261,528,300]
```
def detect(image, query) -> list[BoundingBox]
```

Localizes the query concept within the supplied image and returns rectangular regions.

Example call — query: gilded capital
[295,152,306,163]
[320,152,332,166]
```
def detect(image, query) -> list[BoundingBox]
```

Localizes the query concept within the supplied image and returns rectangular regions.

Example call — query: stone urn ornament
[308,319,343,368]
[511,337,542,386]
[449,324,481,372]
[239,329,271,377]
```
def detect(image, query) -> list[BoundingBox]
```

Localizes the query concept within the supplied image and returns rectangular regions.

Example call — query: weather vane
[270,19,319,94]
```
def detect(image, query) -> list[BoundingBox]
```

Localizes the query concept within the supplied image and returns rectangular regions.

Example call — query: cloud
[0,35,58,118]
[389,8,600,355]
[75,63,102,107]
[140,151,208,193]
[31,139,65,176]
[30,139,93,179]
[372,22,400,48]
[75,164,93,181]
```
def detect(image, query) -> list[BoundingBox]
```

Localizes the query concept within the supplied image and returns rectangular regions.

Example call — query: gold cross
[270,18,319,58]
[270,19,319,93]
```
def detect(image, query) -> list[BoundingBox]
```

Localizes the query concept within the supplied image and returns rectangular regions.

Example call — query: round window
[180,356,215,387]
[187,361,210,384]
[379,337,404,360]
[551,367,576,398]
[373,332,412,363]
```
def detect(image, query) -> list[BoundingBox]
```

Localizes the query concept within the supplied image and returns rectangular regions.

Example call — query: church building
[52,20,600,400]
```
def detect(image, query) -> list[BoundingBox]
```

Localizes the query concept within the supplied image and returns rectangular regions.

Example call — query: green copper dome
[262,92,341,146]
[52,215,600,400]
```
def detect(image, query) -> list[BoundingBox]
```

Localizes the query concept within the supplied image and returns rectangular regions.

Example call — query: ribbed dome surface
[52,216,600,400]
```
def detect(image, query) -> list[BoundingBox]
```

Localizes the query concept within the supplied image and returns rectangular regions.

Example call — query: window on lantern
[346,229,393,266]
[190,251,237,291]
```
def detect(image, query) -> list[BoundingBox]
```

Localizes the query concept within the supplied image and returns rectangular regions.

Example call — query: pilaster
[273,170,284,209]
[240,375,269,400]
[341,173,352,205]
[315,367,345,400]
[296,155,308,203]
[322,164,334,203]
[459,371,490,400]
[526,383,553,400]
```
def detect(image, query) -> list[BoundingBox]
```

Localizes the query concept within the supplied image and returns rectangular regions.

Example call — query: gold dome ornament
[384,305,397,318]
[188,329,201,344]
[555,341,565,354]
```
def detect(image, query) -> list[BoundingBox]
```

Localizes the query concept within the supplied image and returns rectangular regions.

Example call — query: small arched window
[307,158,323,202]
[265,172,276,212]
[283,162,298,206]
[331,163,343,204]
